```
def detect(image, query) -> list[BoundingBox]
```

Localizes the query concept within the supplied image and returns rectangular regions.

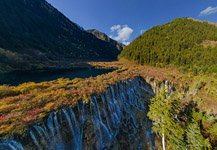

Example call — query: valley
[0,0,217,149]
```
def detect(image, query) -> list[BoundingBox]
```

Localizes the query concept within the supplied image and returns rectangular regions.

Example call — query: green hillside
[119,18,217,74]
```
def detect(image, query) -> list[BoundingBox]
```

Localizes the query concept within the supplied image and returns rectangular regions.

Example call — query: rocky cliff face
[87,29,125,51]
[0,76,177,150]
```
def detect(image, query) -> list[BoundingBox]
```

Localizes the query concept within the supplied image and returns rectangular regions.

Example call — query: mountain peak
[87,29,110,41]
[87,29,125,51]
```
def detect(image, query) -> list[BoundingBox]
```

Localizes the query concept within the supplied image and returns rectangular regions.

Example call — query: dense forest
[148,89,215,149]
[119,18,217,74]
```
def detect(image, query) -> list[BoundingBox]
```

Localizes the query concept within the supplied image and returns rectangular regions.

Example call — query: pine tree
[185,110,212,150]
[147,89,186,150]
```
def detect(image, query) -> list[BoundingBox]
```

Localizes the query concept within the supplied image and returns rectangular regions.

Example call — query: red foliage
[22,108,41,122]
[28,108,40,116]
[0,115,6,121]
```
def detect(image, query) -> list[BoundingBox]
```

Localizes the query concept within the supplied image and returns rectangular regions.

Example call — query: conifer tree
[186,111,212,150]
[147,89,186,149]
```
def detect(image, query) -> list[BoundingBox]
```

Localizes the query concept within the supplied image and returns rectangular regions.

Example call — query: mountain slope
[0,0,121,73]
[119,18,217,73]
[87,29,125,51]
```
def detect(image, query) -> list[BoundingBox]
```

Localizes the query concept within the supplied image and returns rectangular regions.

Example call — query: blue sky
[47,0,217,44]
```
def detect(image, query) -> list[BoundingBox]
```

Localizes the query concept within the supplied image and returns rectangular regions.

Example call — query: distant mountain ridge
[87,29,125,51]
[0,0,122,73]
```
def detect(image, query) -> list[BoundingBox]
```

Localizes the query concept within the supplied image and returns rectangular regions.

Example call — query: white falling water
[0,77,154,150]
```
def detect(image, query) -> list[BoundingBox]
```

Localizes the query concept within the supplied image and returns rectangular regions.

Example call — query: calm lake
[0,68,115,86]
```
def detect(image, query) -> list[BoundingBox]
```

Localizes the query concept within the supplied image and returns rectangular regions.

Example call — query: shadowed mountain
[0,0,122,73]
[87,29,125,51]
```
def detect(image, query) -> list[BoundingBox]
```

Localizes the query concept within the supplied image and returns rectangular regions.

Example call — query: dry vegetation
[202,40,217,48]
[0,61,216,138]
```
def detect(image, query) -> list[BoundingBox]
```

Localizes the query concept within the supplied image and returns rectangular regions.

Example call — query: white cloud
[110,25,133,45]
[111,25,121,32]
[199,6,217,16]
[123,41,130,45]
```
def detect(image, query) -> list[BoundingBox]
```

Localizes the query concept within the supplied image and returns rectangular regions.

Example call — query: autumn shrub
[0,86,20,98]
[15,82,49,94]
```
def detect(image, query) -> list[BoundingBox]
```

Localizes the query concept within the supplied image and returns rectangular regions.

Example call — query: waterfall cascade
[0,77,174,150]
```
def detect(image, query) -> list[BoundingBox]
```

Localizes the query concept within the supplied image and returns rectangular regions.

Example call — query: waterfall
[0,77,155,150]
[0,139,24,150]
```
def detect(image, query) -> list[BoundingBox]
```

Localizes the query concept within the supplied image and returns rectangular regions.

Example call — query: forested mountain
[87,29,125,51]
[0,0,121,73]
[119,18,217,73]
